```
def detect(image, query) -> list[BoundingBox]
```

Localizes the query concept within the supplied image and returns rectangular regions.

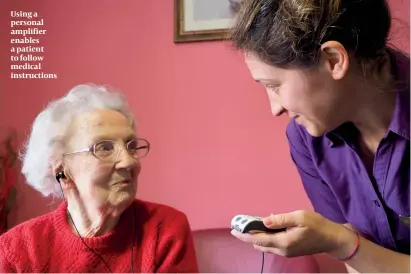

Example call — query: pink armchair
[193,228,321,273]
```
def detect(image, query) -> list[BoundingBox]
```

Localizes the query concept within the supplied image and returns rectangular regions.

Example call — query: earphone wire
[58,183,113,273]
[261,252,265,273]
[131,202,136,273]
[57,176,137,273]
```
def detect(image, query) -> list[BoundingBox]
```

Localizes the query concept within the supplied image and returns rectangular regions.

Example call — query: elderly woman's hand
[231,210,358,259]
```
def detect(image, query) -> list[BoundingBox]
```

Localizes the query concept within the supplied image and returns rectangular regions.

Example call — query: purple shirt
[286,51,410,254]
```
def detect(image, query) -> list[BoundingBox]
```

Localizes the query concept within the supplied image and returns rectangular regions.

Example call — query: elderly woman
[0,84,199,272]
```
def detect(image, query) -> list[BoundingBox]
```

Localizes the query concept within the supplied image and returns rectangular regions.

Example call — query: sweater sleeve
[155,210,199,273]
[0,237,16,272]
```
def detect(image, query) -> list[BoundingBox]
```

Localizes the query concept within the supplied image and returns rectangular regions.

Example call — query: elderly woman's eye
[94,141,116,158]
[127,139,150,158]
[127,140,137,150]
[95,141,115,152]
[127,140,145,153]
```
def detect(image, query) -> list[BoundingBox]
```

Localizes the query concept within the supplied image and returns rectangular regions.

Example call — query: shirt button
[374,200,381,207]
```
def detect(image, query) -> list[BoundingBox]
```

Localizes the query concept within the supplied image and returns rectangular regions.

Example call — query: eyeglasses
[63,138,150,160]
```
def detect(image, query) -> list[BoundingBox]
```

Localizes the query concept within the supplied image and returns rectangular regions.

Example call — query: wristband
[338,232,360,261]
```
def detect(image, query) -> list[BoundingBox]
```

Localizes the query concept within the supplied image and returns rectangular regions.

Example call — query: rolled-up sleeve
[286,120,346,224]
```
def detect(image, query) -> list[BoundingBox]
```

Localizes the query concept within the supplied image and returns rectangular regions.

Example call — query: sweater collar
[53,201,135,251]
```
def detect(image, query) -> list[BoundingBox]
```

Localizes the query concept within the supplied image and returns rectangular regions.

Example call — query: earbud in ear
[55,171,67,183]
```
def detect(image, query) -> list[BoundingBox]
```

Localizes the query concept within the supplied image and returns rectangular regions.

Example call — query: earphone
[55,171,136,273]
[55,171,67,182]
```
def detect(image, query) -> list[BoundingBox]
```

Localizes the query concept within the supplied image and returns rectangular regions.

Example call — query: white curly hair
[20,84,135,198]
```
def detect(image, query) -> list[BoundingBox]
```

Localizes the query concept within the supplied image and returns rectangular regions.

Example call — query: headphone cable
[58,183,136,273]
[59,184,113,272]
[261,252,265,273]
[131,203,136,273]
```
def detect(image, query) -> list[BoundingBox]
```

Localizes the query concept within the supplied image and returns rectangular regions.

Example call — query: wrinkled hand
[231,210,355,258]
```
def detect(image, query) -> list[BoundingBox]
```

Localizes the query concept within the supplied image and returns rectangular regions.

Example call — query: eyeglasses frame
[63,138,150,160]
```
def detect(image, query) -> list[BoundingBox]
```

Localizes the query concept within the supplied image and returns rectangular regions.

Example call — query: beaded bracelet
[338,232,360,261]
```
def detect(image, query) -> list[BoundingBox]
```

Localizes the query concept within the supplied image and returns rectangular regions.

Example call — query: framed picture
[174,0,242,43]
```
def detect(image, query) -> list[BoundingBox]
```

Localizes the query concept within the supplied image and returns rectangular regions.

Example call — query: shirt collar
[325,123,355,148]
[387,51,410,140]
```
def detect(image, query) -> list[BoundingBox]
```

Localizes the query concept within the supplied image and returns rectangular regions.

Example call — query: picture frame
[174,0,241,43]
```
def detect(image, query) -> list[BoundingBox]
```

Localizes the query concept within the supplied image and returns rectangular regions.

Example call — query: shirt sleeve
[155,210,199,273]
[286,120,346,224]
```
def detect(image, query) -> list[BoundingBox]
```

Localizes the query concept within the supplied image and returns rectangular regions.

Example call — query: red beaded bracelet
[338,232,360,261]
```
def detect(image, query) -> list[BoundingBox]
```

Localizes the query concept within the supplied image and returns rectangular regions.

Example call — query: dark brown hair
[229,0,392,69]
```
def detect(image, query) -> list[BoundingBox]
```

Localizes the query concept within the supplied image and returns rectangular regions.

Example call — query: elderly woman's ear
[53,165,75,189]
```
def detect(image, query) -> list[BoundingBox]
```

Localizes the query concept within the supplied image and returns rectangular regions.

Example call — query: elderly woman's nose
[116,148,137,167]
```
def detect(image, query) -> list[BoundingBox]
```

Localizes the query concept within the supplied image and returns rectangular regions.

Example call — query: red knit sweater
[0,199,199,272]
